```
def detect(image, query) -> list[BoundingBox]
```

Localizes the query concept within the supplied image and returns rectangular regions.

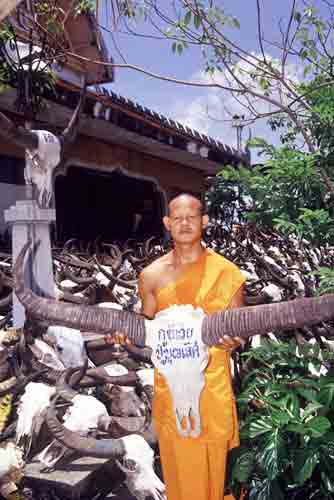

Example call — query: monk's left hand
[218,335,245,352]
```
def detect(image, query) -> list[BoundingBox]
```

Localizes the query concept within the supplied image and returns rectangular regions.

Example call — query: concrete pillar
[4,199,56,328]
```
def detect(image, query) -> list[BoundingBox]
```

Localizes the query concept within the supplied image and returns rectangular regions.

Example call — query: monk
[137,193,246,500]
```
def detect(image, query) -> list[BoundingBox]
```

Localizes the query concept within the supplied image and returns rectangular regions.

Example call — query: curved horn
[0,291,12,311]
[0,312,11,329]
[59,290,89,305]
[55,361,88,402]
[83,365,138,387]
[202,294,334,346]
[0,376,17,396]
[60,79,87,151]
[13,241,146,345]
[94,257,137,290]
[123,343,152,363]
[0,111,38,150]
[0,269,13,289]
[62,268,96,286]
[46,395,125,458]
[54,254,95,271]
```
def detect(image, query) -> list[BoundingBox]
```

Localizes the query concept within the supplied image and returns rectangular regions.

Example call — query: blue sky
[97,1,322,156]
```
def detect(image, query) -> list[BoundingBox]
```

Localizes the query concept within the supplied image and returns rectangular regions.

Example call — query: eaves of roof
[0,80,250,174]
[57,80,250,169]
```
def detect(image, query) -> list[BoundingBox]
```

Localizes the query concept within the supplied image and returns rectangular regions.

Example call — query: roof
[9,2,113,85]
[0,80,250,174]
[59,80,250,169]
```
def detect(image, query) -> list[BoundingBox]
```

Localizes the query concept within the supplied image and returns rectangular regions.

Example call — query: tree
[91,1,334,198]
[2,1,334,238]
[0,0,134,117]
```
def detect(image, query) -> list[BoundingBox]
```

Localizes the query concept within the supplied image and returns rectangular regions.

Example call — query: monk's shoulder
[206,248,244,277]
[139,253,171,288]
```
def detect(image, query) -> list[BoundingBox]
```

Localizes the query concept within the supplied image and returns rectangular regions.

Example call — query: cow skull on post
[2,79,87,328]
[0,80,86,207]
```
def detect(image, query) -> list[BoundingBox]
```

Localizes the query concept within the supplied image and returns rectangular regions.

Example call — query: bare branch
[0,111,38,150]
[256,0,267,63]
[60,76,87,152]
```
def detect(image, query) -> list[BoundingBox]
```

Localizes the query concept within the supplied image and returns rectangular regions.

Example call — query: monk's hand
[104,331,131,346]
[218,335,245,352]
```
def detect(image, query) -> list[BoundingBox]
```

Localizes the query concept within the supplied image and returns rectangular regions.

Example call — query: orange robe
[153,248,245,500]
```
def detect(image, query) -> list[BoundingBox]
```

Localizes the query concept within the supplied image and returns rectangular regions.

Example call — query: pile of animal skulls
[0,225,333,498]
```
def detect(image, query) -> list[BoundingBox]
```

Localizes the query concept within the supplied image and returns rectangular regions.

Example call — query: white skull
[37,394,109,469]
[145,305,208,437]
[25,130,61,207]
[16,382,55,457]
[43,326,86,368]
[0,442,24,480]
[29,338,65,371]
[117,435,165,500]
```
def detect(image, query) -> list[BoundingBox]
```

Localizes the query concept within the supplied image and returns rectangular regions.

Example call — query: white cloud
[170,53,303,160]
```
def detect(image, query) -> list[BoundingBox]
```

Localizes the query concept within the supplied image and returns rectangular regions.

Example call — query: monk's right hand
[218,335,245,351]
[104,331,131,345]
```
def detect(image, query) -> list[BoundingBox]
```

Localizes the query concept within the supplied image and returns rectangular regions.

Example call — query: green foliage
[274,208,334,243]
[210,140,334,243]
[0,12,59,115]
[166,3,236,63]
[227,339,334,499]
[312,268,334,295]
[74,0,96,15]
[159,3,334,243]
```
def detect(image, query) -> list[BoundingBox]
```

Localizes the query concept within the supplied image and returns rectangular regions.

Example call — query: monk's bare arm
[228,284,245,309]
[138,267,158,319]
[109,265,158,345]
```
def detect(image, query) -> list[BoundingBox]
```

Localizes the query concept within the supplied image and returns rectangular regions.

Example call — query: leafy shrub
[227,339,334,499]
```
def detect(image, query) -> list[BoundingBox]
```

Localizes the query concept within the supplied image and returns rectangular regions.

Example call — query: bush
[227,339,334,499]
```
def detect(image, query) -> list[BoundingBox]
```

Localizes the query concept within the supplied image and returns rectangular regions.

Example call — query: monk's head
[163,194,209,244]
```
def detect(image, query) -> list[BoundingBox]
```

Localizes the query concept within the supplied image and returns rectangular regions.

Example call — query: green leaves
[184,10,191,26]
[249,479,285,500]
[306,416,331,438]
[260,430,286,479]
[294,448,319,484]
[313,268,334,295]
[172,41,187,56]
[194,13,201,29]
[249,417,273,438]
[232,17,240,29]
[213,139,333,245]
[227,339,334,498]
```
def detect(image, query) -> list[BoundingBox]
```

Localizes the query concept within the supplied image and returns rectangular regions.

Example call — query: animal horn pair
[13,241,334,346]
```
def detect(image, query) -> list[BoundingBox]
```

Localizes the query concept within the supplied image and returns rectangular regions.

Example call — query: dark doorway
[55,166,164,243]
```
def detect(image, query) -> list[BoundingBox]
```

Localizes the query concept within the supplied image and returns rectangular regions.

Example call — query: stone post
[4,199,56,328]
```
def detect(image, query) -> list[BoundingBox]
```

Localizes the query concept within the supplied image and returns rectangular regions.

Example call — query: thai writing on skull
[155,326,200,365]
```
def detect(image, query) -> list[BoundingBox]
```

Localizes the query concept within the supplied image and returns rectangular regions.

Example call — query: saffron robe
[153,248,245,500]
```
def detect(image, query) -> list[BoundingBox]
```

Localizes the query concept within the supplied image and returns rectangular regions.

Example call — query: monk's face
[163,196,209,244]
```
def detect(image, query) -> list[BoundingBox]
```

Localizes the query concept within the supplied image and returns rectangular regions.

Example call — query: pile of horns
[0,224,333,499]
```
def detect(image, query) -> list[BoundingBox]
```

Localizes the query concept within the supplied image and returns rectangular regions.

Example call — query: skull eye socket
[122,458,138,472]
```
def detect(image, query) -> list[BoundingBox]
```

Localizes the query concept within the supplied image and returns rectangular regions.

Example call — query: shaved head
[168,194,204,215]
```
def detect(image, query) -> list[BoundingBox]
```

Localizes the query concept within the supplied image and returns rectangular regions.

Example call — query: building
[0,3,249,244]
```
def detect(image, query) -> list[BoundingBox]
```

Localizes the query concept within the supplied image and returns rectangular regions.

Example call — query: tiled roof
[37,80,250,167]
[88,84,250,166]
